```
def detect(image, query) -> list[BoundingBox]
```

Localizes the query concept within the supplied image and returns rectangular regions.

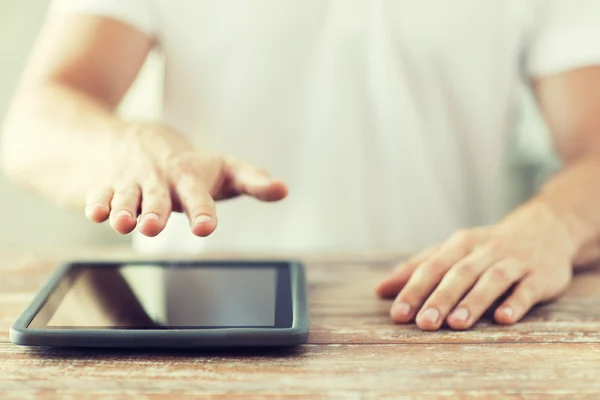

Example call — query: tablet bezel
[10,260,309,348]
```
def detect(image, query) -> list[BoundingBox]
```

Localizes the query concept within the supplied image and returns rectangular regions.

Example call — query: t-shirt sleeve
[47,0,157,37]
[526,0,600,78]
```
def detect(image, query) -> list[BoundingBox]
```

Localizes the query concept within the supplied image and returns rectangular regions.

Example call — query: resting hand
[376,202,576,330]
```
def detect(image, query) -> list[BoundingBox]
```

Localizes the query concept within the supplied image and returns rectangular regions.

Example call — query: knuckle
[93,187,113,198]
[168,156,198,179]
[488,266,511,282]
[518,282,539,301]
[425,260,448,276]
[143,184,170,199]
[179,182,209,202]
[394,262,412,272]
[461,293,483,308]
[426,291,452,310]
[396,280,424,301]
[144,193,169,206]
[143,165,166,184]
[142,197,172,212]
[116,186,141,197]
[482,238,503,254]
[400,250,430,269]
[246,165,269,177]
[121,197,141,207]
[450,230,474,247]
[452,262,477,278]
[256,168,271,178]
[398,258,422,271]
[396,291,418,305]
[111,198,137,209]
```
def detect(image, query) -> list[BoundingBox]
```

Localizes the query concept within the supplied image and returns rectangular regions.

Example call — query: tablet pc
[10,260,309,348]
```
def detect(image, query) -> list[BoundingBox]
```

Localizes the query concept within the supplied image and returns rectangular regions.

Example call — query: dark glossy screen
[28,263,292,329]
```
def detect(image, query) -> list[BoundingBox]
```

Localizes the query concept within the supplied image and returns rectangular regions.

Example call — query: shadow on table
[26,345,307,361]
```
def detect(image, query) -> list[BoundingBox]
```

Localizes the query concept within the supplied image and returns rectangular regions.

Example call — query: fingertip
[446,319,471,331]
[416,319,440,332]
[191,215,217,237]
[256,180,288,202]
[191,223,217,237]
[85,204,110,223]
[415,317,435,331]
[446,315,472,331]
[375,282,388,298]
[447,311,473,331]
[375,280,397,299]
[376,274,409,299]
[138,213,166,237]
[494,306,517,325]
[390,301,413,324]
[391,314,414,325]
[271,180,289,199]
[111,211,137,234]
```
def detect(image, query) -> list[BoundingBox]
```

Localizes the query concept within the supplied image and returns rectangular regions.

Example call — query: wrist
[498,198,582,262]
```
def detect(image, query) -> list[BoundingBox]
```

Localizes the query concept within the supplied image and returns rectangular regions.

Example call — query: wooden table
[1,251,600,399]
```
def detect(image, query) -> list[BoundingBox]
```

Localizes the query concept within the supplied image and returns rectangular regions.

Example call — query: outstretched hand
[84,125,288,237]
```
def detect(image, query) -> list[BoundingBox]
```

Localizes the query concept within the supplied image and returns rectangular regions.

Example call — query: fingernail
[421,308,440,324]
[449,308,470,323]
[116,210,134,219]
[143,213,160,222]
[391,302,411,317]
[193,215,212,225]
[499,307,514,319]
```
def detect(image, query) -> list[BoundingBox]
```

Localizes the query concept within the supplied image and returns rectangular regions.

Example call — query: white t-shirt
[50,0,600,254]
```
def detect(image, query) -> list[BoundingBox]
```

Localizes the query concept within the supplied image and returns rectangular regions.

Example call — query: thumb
[225,158,288,202]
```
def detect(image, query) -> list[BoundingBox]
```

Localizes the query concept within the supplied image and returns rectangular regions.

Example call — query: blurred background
[0,0,558,252]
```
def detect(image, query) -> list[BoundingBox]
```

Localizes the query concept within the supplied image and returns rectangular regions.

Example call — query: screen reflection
[29,265,278,329]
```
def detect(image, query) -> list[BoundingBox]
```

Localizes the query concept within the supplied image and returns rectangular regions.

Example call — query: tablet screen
[28,262,293,329]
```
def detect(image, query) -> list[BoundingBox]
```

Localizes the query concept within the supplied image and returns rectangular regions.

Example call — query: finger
[446,259,527,330]
[138,179,172,237]
[109,184,141,234]
[416,246,501,331]
[176,177,217,237]
[376,245,440,299]
[494,275,543,325]
[390,244,471,324]
[85,187,113,223]
[225,158,288,202]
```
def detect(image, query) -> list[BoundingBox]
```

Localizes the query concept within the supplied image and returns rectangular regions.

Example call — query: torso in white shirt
[50,0,600,254]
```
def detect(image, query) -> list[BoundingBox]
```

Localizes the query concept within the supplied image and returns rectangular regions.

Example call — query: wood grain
[3,252,600,345]
[2,251,600,398]
[1,343,600,398]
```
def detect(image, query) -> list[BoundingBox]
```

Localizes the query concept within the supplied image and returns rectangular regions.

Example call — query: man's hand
[376,202,575,331]
[0,15,287,238]
[84,124,288,237]
[376,67,600,331]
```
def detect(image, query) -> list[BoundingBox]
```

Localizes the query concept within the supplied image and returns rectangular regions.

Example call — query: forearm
[506,153,600,268]
[1,81,151,208]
